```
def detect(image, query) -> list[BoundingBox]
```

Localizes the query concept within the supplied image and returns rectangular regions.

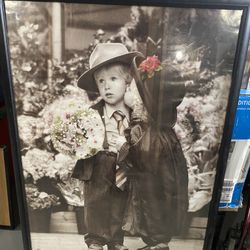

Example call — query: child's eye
[99,79,104,84]
[111,77,117,81]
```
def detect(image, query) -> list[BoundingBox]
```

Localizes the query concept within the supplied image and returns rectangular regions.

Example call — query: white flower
[38,192,49,199]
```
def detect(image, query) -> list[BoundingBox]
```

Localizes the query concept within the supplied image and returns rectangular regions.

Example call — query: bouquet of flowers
[45,96,105,160]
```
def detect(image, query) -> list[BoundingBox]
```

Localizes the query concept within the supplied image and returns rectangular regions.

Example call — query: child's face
[94,65,128,107]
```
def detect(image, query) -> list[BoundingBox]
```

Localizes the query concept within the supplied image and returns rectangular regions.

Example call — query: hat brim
[77,51,144,92]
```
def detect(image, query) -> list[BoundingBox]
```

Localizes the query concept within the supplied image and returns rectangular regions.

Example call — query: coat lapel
[91,100,109,150]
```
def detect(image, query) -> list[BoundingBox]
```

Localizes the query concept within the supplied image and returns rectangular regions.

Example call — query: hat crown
[89,43,130,69]
[77,42,144,92]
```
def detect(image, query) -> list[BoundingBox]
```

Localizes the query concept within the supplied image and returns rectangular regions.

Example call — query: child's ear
[124,84,134,108]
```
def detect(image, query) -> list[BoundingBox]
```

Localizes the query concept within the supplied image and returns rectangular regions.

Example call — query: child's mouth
[105,93,113,98]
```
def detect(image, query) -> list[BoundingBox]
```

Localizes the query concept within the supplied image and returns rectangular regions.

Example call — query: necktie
[112,110,127,190]
[112,110,126,135]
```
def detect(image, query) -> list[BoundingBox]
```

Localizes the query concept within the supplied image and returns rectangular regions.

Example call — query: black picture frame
[1,1,250,250]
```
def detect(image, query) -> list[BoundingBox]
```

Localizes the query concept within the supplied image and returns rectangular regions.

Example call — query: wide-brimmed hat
[77,43,144,92]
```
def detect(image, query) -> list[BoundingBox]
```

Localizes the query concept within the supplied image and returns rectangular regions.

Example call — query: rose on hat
[77,43,144,92]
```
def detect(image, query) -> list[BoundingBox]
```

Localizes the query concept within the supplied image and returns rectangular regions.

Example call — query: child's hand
[109,134,127,151]
[130,124,143,145]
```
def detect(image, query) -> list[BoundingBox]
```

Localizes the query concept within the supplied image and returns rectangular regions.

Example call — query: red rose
[138,55,162,78]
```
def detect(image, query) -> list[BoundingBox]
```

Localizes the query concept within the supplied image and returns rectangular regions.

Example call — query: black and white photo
[0,1,248,249]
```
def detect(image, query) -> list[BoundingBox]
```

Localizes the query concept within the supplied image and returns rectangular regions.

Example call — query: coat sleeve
[160,81,186,128]
[71,156,95,181]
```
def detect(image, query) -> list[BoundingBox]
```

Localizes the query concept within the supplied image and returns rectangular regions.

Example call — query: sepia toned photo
[2,1,245,249]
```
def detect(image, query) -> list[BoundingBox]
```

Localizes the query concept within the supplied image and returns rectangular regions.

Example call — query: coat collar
[91,99,105,117]
[91,100,132,118]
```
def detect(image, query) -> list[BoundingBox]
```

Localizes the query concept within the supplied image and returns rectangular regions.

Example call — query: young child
[72,43,143,250]
[124,56,188,250]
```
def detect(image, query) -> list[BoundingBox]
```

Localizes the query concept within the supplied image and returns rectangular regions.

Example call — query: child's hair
[94,62,132,85]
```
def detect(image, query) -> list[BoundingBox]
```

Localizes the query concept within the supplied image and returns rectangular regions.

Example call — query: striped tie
[115,164,127,190]
[113,111,127,190]
[113,111,126,135]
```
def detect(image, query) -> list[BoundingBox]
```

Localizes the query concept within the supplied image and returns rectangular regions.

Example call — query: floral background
[6,2,241,234]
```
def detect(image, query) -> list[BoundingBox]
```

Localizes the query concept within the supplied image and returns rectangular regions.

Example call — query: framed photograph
[0,1,249,249]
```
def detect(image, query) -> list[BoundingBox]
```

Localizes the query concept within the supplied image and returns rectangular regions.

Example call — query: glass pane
[5,2,242,249]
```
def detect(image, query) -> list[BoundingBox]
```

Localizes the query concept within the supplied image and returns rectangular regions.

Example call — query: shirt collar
[105,104,130,121]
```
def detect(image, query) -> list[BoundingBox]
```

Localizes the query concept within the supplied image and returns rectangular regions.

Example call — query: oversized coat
[72,100,129,245]
[122,59,189,244]
[72,100,109,182]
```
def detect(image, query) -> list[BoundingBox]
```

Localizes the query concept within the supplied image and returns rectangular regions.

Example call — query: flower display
[22,149,55,182]
[22,149,76,182]
[47,97,105,160]
[17,115,44,147]
[138,55,162,79]
[57,178,85,207]
[26,184,60,210]
[174,74,231,211]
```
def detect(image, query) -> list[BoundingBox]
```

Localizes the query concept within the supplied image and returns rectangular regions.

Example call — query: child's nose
[104,80,111,90]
